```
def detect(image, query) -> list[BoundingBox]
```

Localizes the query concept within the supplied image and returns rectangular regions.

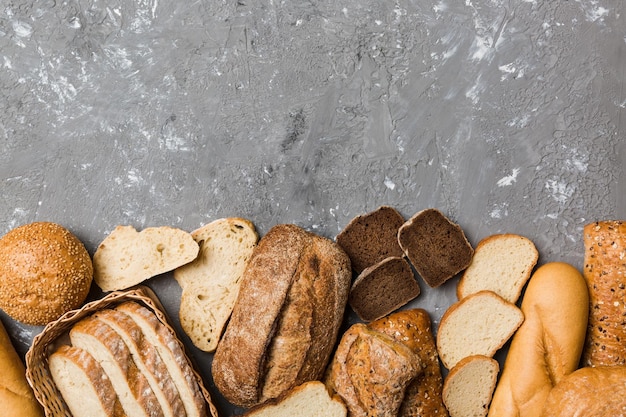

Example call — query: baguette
[581,220,626,366]
[212,224,351,408]
[487,262,589,417]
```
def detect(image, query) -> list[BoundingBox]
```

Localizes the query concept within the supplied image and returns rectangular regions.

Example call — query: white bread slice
[69,317,164,417]
[457,234,538,303]
[93,225,199,291]
[442,355,499,417]
[115,301,207,417]
[174,218,258,352]
[49,345,124,417]
[93,309,186,417]
[436,291,524,369]
[243,381,347,417]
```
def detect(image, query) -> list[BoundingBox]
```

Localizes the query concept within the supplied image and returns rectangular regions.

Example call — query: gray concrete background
[0,0,624,415]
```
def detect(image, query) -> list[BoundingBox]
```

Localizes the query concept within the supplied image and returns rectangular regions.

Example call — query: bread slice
[115,302,207,417]
[49,345,124,417]
[457,234,538,303]
[442,355,499,417]
[174,218,258,352]
[336,205,405,273]
[93,309,186,417]
[69,317,164,417]
[348,256,420,322]
[93,225,199,291]
[436,291,524,369]
[398,208,474,288]
[243,381,347,417]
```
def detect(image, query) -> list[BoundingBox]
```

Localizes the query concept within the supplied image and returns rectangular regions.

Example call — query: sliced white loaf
[243,381,347,417]
[94,225,199,291]
[93,309,186,417]
[69,316,164,417]
[49,345,123,417]
[442,355,499,417]
[457,234,538,303]
[436,290,524,369]
[174,217,258,352]
[115,301,207,417]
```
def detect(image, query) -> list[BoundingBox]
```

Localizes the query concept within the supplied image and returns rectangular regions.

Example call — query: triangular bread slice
[436,291,524,369]
[49,345,124,417]
[115,302,207,417]
[242,381,347,417]
[442,355,499,417]
[69,317,164,417]
[457,234,538,303]
[174,218,258,352]
[93,225,199,291]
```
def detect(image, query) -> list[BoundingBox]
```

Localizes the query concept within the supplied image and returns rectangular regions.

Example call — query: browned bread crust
[212,224,351,408]
[582,220,626,366]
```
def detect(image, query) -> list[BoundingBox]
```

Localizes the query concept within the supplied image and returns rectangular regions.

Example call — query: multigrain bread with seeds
[336,205,405,273]
[442,355,499,417]
[93,225,199,291]
[436,291,524,370]
[174,217,258,352]
[581,220,626,366]
[349,256,420,322]
[488,262,588,417]
[49,345,124,417]
[368,309,449,417]
[242,381,347,417]
[398,208,474,288]
[457,234,538,303]
[325,323,422,417]
[212,224,351,408]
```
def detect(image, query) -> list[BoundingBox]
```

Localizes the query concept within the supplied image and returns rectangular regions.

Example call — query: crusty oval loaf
[174,217,258,352]
[436,290,524,370]
[443,355,499,417]
[581,220,626,366]
[488,262,589,417]
[93,225,199,291]
[457,234,538,303]
[49,345,124,417]
[368,309,448,417]
[540,366,626,416]
[212,224,352,408]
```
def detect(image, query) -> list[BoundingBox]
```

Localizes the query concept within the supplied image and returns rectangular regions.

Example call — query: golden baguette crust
[212,224,351,408]
[582,220,626,366]
[487,262,589,417]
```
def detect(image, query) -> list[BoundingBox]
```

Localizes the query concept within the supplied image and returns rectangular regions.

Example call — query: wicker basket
[25,286,219,417]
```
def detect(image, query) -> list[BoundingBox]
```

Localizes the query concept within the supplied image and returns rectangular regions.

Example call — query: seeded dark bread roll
[582,220,626,367]
[336,206,405,274]
[212,224,352,408]
[398,209,473,288]
[0,222,93,325]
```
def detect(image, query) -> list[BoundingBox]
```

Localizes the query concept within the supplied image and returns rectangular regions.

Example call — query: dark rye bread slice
[348,257,420,322]
[398,208,474,288]
[336,206,405,274]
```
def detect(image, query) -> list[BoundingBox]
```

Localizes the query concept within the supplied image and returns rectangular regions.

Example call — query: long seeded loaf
[115,301,207,417]
[457,234,538,303]
[49,345,124,417]
[436,290,524,369]
[69,316,164,417]
[174,217,258,352]
[93,225,199,291]
[442,355,499,417]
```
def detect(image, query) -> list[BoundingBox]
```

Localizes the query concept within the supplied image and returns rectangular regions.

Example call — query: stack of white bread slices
[49,301,207,417]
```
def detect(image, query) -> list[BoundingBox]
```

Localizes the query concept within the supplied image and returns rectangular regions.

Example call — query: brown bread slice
[398,208,473,288]
[336,205,405,273]
[349,256,420,322]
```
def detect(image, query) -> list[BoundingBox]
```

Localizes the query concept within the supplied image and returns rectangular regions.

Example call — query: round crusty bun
[0,222,93,325]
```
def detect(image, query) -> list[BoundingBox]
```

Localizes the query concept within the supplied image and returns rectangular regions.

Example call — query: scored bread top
[457,233,538,303]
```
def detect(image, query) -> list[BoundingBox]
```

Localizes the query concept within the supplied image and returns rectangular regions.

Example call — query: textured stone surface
[0,0,624,414]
